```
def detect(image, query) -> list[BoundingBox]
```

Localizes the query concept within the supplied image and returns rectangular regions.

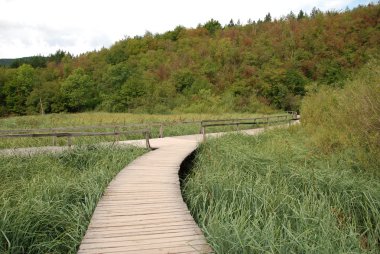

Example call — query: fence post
[67,136,72,147]
[52,129,56,146]
[159,124,164,138]
[202,126,206,142]
[235,123,239,131]
[267,117,269,127]
[145,131,151,150]
[115,127,119,142]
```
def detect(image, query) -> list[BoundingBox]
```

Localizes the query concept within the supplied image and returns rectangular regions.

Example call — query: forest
[0,3,379,116]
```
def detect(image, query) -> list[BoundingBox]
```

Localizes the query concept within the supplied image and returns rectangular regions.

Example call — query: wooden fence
[0,129,152,149]
[0,112,298,148]
[200,112,298,141]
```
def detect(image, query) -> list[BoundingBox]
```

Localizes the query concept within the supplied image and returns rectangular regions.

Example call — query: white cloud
[0,0,373,58]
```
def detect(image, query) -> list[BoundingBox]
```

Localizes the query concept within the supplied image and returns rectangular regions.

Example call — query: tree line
[0,3,379,116]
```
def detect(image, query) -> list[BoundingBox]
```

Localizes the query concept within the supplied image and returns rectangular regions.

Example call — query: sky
[0,0,374,58]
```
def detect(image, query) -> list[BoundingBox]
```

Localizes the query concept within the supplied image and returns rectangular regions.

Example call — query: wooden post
[145,132,151,150]
[202,126,206,142]
[115,127,120,142]
[267,117,269,127]
[67,136,72,147]
[235,123,239,131]
[52,129,56,146]
[39,97,44,115]
[159,124,164,138]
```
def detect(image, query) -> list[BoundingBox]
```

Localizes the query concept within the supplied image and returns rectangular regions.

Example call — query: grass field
[182,127,380,253]
[0,112,267,129]
[0,145,146,253]
[0,112,285,149]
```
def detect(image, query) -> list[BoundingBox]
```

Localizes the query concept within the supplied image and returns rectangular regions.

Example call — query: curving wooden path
[77,125,298,254]
[78,135,212,254]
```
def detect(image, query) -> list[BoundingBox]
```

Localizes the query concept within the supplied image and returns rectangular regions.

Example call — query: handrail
[0,112,299,145]
[200,113,297,141]
[0,129,152,149]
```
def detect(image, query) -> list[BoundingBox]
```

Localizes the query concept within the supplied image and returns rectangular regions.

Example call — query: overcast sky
[0,0,374,58]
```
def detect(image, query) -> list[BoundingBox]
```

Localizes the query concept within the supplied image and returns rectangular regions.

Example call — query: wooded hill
[0,3,379,116]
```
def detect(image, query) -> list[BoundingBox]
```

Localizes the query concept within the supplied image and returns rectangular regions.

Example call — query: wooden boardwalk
[78,135,213,254]
[78,124,299,253]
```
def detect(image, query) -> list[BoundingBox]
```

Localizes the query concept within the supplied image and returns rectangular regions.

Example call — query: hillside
[0,3,379,116]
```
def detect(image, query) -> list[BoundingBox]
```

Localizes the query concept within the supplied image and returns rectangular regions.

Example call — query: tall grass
[301,60,380,171]
[0,112,267,130]
[183,129,380,253]
[0,145,146,253]
[183,61,380,253]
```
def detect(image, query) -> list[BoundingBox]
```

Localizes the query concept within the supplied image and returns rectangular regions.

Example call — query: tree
[4,64,37,114]
[310,7,322,18]
[60,68,98,112]
[264,13,272,22]
[203,19,222,35]
[287,11,296,20]
[173,69,196,93]
[297,10,306,20]
[227,19,235,27]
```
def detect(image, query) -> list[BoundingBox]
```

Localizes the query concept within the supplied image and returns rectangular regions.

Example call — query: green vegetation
[1,4,379,116]
[302,61,380,170]
[183,62,380,252]
[0,112,267,130]
[0,112,275,149]
[0,145,146,253]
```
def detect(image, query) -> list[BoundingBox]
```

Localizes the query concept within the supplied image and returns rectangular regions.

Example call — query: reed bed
[0,145,146,253]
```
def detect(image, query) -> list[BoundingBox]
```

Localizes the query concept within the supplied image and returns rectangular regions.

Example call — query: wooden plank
[79,135,213,253]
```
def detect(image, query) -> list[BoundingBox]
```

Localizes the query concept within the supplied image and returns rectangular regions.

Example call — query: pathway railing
[0,129,152,149]
[0,112,299,148]
[200,112,298,141]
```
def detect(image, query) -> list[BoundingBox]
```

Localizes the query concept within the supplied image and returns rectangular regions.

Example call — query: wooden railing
[0,129,152,149]
[200,112,298,141]
[0,112,299,148]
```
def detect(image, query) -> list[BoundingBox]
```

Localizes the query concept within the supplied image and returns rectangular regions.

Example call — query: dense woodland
[0,4,379,116]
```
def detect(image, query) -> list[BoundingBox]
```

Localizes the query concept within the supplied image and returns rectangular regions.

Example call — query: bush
[301,61,380,171]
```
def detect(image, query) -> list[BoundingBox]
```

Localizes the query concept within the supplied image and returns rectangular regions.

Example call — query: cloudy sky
[0,0,374,58]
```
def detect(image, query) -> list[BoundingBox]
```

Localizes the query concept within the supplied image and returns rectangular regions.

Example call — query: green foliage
[203,19,222,35]
[0,4,379,115]
[9,56,48,69]
[173,69,196,93]
[0,145,146,253]
[60,68,99,112]
[4,64,37,115]
[297,10,306,20]
[301,61,380,169]
[264,12,272,22]
[183,129,380,253]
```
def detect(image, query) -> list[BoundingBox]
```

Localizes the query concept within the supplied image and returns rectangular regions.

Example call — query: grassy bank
[183,62,380,253]
[0,145,146,253]
[183,128,380,253]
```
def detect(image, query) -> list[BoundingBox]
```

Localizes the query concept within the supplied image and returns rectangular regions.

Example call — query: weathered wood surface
[78,123,301,253]
[78,135,212,254]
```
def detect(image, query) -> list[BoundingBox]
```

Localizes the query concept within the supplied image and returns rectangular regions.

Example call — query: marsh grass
[0,112,277,149]
[0,145,146,253]
[183,127,380,253]
[0,112,264,130]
